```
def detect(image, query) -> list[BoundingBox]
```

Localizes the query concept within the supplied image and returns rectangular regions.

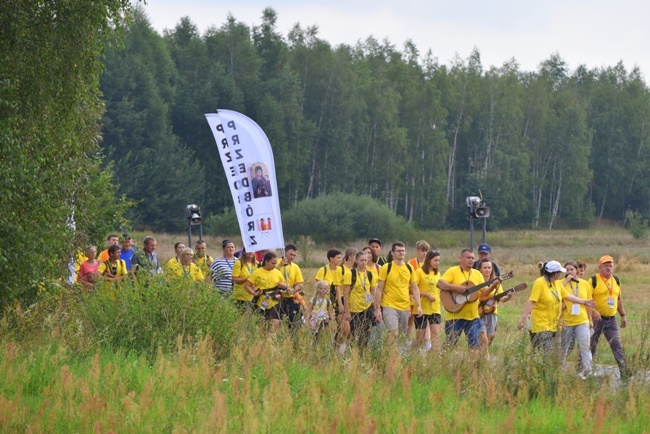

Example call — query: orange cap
[599,255,614,264]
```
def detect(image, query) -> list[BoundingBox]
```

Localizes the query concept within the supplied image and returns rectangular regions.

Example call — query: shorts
[263,304,281,321]
[445,318,481,348]
[382,307,410,334]
[479,313,498,335]
[414,313,442,329]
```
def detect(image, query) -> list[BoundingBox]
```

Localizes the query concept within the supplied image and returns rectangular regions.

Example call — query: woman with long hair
[231,247,257,309]
[413,250,443,351]
[245,251,287,330]
[477,258,511,350]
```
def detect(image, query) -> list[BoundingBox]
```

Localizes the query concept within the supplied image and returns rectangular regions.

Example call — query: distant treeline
[100,6,650,232]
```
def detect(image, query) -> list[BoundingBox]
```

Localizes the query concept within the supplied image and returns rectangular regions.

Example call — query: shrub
[283,193,418,243]
[78,276,243,358]
[626,210,649,240]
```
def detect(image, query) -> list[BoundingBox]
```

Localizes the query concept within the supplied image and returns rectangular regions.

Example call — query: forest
[100,7,650,233]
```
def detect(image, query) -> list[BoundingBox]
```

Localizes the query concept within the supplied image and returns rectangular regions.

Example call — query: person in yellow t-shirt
[193,240,214,279]
[166,241,186,271]
[278,244,305,329]
[437,249,485,349]
[246,252,287,330]
[342,251,377,349]
[168,248,204,282]
[477,258,513,350]
[560,261,593,376]
[414,249,442,351]
[373,242,421,339]
[590,255,630,380]
[96,244,128,284]
[518,260,594,353]
[314,248,344,314]
[231,248,257,307]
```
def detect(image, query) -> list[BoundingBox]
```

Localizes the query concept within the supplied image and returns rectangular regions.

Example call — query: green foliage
[283,193,417,243]
[0,0,134,307]
[79,278,242,359]
[97,8,650,234]
[203,207,239,235]
[626,210,649,239]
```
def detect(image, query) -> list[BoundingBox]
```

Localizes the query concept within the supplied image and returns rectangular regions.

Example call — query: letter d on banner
[205,110,284,252]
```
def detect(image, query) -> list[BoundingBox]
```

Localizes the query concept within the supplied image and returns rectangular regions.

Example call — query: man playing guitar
[437,249,499,349]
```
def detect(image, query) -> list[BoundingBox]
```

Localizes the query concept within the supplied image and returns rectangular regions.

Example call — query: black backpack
[350,268,374,289]
[386,262,413,278]
[590,274,620,288]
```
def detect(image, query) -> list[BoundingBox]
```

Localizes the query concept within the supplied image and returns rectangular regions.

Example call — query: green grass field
[1,228,649,433]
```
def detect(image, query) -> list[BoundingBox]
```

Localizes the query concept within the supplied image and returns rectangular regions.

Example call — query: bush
[203,207,239,235]
[283,193,418,244]
[626,210,649,240]
[78,276,244,358]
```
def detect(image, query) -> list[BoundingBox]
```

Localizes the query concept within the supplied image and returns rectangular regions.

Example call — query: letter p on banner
[205,110,285,252]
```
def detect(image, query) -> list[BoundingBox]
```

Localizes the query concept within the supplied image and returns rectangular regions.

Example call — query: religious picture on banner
[251,163,272,198]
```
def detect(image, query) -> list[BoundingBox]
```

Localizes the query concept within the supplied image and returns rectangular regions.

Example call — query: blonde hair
[415,240,431,251]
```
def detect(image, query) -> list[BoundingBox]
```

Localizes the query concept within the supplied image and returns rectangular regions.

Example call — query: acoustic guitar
[478,282,528,315]
[440,271,513,313]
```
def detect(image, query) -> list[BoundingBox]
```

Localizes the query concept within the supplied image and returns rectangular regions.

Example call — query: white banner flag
[205,110,285,252]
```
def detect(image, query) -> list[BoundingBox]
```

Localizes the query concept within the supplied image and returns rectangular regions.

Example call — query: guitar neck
[466,276,499,295]
[493,288,514,301]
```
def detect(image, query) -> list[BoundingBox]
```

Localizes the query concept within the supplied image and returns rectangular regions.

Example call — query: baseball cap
[545,260,566,274]
[599,255,614,264]
[478,243,491,253]
[368,238,382,246]
[121,233,131,240]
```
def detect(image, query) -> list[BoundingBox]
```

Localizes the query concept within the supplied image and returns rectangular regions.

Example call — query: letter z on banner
[205,110,284,252]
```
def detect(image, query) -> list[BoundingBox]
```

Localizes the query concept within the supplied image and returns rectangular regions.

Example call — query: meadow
[1,228,649,433]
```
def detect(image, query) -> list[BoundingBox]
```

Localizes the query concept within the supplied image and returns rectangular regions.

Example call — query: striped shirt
[210,257,236,295]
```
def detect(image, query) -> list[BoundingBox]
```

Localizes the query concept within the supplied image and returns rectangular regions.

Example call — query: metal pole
[482,218,487,244]
[187,220,192,247]
[469,213,475,251]
[198,224,203,242]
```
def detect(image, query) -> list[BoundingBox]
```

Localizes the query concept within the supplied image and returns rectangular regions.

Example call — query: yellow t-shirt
[561,279,592,326]
[168,262,204,282]
[278,262,305,298]
[415,268,441,315]
[346,269,377,313]
[592,274,621,317]
[314,264,343,286]
[529,276,563,333]
[232,260,255,302]
[248,267,285,309]
[481,283,504,316]
[440,266,484,321]
[194,255,213,276]
[378,262,417,311]
[97,259,128,282]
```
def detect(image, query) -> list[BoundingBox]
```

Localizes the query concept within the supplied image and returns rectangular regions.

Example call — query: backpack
[350,268,374,289]
[591,274,620,288]
[386,262,413,277]
[320,264,345,292]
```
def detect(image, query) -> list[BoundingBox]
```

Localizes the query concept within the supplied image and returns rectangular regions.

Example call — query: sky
[144,0,650,80]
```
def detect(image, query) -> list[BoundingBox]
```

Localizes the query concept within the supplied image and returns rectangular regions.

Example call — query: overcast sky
[144,0,649,80]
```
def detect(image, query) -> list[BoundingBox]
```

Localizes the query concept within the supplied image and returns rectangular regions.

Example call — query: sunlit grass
[2,229,650,432]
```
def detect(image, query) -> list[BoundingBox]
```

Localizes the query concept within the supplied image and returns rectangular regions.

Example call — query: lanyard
[599,274,614,297]
[222,257,234,270]
[283,263,291,285]
[357,268,368,291]
[570,281,579,297]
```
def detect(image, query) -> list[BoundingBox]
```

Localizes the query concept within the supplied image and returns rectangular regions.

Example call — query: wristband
[621,313,626,317]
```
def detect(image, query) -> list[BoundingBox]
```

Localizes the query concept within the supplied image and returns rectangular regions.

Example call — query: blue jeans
[445,318,481,348]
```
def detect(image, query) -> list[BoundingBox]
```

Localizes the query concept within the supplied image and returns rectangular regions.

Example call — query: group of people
[75,234,631,379]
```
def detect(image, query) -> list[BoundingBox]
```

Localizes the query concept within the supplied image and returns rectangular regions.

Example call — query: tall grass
[2,231,650,432]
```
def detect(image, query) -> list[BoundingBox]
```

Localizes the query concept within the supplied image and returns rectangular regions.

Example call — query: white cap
[545,260,566,274]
